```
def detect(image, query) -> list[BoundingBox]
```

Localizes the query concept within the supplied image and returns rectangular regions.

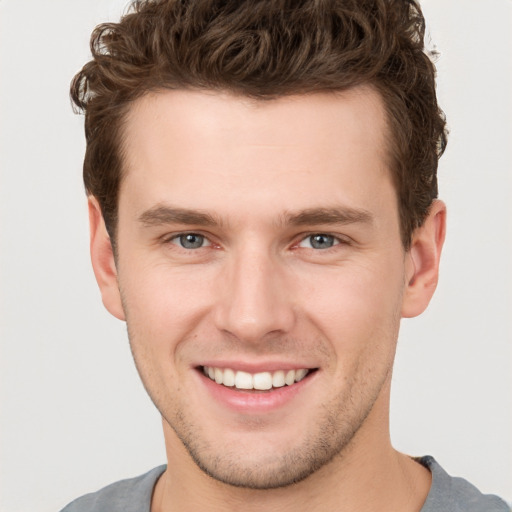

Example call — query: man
[62,0,509,510]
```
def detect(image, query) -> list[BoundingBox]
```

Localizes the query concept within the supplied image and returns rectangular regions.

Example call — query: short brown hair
[71,0,447,248]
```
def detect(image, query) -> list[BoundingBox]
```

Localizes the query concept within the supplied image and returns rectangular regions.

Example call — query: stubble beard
[165,387,385,490]
[150,356,394,490]
[124,298,400,491]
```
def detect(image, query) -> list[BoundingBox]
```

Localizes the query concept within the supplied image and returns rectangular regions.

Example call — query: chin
[165,406,364,490]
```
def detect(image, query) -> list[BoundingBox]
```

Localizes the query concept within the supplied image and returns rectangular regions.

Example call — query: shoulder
[60,465,166,512]
[419,456,510,512]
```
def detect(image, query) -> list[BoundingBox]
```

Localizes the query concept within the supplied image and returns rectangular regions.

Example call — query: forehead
[123,86,388,160]
[119,87,394,223]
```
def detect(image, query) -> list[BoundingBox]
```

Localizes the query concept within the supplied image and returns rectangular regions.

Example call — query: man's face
[107,88,413,488]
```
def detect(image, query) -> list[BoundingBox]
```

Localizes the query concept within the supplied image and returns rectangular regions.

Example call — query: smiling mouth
[201,366,316,391]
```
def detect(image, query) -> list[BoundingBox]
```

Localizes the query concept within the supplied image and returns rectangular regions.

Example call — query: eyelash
[296,233,343,250]
[165,232,213,250]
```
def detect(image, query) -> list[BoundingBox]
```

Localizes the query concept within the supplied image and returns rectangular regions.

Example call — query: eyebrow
[283,207,373,227]
[138,204,373,228]
[138,205,221,227]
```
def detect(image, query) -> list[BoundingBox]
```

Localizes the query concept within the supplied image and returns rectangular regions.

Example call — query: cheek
[295,260,405,352]
[119,260,218,345]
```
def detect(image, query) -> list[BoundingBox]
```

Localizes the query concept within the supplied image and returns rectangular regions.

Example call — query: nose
[213,247,296,343]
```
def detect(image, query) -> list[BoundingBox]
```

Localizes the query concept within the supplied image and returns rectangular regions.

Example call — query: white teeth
[272,370,285,388]
[285,370,295,386]
[235,371,253,389]
[295,368,308,382]
[203,366,311,390]
[253,372,272,390]
[223,368,235,387]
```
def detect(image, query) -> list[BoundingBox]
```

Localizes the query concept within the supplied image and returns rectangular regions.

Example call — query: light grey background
[0,1,510,511]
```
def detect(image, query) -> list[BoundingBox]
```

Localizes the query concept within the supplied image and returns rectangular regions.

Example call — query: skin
[89,87,446,511]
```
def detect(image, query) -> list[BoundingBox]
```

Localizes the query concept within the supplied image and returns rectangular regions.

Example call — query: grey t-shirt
[60,456,509,511]
[418,456,509,511]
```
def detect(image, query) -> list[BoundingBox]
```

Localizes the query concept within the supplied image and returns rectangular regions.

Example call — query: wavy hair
[71,0,447,248]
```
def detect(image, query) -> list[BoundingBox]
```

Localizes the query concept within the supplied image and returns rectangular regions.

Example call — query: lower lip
[198,370,315,413]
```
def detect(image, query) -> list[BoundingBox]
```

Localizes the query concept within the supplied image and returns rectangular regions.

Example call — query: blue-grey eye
[177,233,207,249]
[299,234,337,249]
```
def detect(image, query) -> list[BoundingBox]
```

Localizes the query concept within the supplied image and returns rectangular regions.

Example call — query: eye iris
[310,234,334,249]
[180,234,204,249]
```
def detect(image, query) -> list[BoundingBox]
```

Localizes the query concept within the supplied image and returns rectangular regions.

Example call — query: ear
[401,200,446,318]
[88,196,125,321]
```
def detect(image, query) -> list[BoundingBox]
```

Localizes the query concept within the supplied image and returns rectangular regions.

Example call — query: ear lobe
[401,200,446,318]
[88,196,125,321]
